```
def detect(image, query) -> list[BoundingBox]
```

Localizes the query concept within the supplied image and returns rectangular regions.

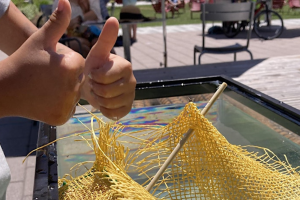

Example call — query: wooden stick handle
[146,82,227,192]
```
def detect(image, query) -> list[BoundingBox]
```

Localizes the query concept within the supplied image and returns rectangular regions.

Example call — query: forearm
[0,2,38,55]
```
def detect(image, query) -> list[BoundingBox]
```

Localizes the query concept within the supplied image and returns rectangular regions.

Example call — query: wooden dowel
[146,82,227,192]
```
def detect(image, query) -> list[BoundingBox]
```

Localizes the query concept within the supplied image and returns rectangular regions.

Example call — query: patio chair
[193,2,254,65]
[176,0,186,13]
[288,0,300,12]
[151,0,179,18]
[189,0,204,19]
[272,0,285,11]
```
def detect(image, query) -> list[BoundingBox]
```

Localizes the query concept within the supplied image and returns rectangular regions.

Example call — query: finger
[88,17,119,59]
[93,91,135,110]
[89,57,132,84]
[100,105,133,121]
[90,76,135,98]
[35,0,71,51]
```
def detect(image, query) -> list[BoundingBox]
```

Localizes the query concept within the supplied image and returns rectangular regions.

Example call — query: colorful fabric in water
[58,102,300,199]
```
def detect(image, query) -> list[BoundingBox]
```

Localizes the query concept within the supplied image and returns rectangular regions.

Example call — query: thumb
[35,0,71,51]
[88,17,119,59]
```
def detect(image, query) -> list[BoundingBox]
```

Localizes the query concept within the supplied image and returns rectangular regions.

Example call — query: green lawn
[109,4,300,28]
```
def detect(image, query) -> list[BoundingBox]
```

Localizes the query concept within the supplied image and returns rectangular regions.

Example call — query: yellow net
[58,102,300,199]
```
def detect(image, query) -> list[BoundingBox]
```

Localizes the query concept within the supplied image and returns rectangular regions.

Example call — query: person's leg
[128,25,133,39]
[130,24,137,44]
[132,24,137,40]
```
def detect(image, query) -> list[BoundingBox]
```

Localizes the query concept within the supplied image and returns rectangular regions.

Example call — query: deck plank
[134,55,300,111]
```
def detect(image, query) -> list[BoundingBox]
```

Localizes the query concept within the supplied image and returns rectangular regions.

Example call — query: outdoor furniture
[288,0,300,12]
[272,0,285,11]
[176,0,186,13]
[194,2,255,65]
[151,0,179,18]
[189,0,203,19]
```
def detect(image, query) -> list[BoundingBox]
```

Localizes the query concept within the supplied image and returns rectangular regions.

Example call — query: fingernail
[111,116,119,121]
[57,0,64,11]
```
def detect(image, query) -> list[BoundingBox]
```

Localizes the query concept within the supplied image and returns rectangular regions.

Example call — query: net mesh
[58,102,300,199]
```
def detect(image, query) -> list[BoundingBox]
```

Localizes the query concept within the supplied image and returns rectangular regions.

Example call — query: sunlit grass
[109,4,300,28]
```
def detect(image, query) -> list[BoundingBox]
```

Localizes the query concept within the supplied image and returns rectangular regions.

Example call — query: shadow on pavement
[0,117,38,157]
[134,58,266,83]
[203,27,300,40]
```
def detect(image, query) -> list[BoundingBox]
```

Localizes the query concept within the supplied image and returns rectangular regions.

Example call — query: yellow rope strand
[28,102,300,199]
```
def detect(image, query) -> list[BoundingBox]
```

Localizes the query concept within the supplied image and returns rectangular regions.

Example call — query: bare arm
[0,2,38,55]
[0,1,136,122]
[0,2,70,55]
[0,0,85,125]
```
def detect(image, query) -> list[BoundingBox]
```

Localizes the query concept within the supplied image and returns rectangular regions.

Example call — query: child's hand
[82,17,136,120]
[1,0,85,125]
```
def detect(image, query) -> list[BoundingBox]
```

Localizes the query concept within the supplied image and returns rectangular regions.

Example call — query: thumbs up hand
[81,17,136,120]
[1,0,85,125]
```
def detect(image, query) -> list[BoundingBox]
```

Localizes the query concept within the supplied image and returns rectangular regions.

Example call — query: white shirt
[0,146,11,200]
[0,0,9,18]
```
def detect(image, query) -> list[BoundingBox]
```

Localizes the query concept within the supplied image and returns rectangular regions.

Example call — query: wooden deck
[133,55,300,111]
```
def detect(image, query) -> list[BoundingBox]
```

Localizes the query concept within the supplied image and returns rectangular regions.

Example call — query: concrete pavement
[1,18,300,199]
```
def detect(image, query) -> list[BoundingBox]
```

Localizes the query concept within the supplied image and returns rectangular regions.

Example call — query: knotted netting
[58,102,300,199]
